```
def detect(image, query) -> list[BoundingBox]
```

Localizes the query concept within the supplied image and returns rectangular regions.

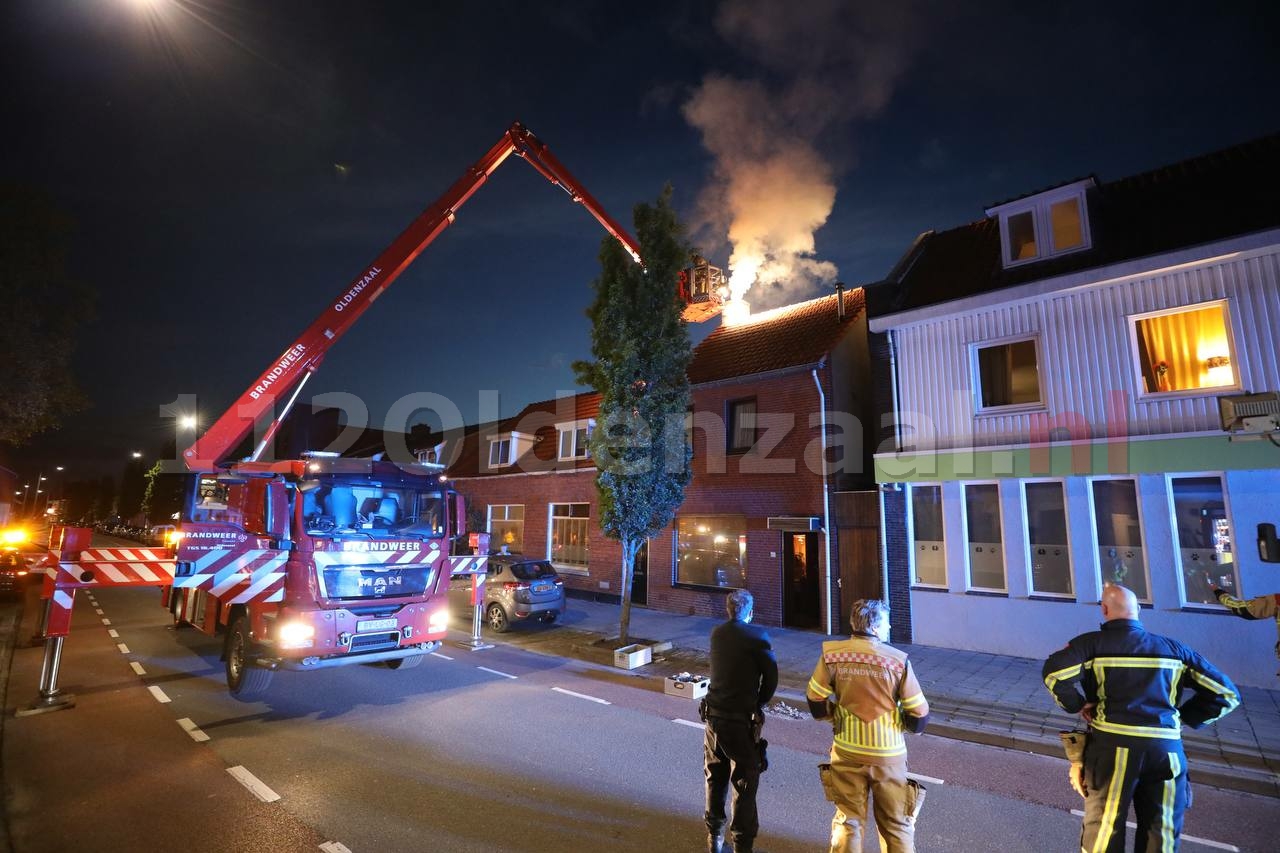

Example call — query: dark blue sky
[5,0,1278,476]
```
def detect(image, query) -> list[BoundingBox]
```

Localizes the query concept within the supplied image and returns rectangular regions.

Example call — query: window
[489,504,524,553]
[684,407,695,456]
[549,503,589,569]
[1090,479,1149,602]
[488,436,512,467]
[675,515,747,588]
[908,484,945,587]
[975,338,1042,409]
[728,398,757,452]
[989,179,1093,268]
[1049,197,1084,251]
[557,421,593,460]
[1170,476,1238,607]
[1007,211,1038,261]
[963,483,1005,591]
[1132,300,1237,395]
[1024,481,1072,596]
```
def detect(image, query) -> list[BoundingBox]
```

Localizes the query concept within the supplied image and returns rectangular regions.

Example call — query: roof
[444,393,602,479]
[873,132,1280,317]
[687,288,866,385]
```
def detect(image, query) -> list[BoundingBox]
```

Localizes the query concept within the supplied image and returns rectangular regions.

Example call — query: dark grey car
[451,555,565,632]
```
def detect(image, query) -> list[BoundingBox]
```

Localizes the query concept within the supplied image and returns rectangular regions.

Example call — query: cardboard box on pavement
[613,644,652,670]
[663,675,709,699]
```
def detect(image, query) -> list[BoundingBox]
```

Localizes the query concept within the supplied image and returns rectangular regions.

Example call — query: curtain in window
[1136,306,1230,393]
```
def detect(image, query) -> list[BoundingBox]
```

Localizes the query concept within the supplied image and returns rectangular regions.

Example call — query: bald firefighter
[1043,584,1240,852]
[806,599,929,853]
[1213,587,1280,674]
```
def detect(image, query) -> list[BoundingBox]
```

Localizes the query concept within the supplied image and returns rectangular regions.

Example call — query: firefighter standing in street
[1213,587,1280,674]
[806,599,929,853]
[702,589,777,853]
[1043,584,1240,851]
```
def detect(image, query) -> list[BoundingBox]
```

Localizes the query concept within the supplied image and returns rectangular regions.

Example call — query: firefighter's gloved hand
[1068,762,1087,798]
[1079,702,1097,725]
[1212,588,1228,603]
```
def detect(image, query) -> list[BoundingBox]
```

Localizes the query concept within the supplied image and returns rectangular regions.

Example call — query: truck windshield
[301,481,445,538]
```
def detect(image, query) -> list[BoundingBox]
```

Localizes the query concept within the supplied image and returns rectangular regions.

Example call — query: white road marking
[673,718,704,729]
[907,772,945,786]
[130,662,147,676]
[551,687,611,705]
[108,629,119,638]
[94,608,104,615]
[1069,810,1236,850]
[319,843,352,853]
[430,652,454,660]
[227,765,279,801]
[178,718,210,743]
[148,686,171,704]
[477,666,517,679]
[116,643,130,654]
[101,618,111,626]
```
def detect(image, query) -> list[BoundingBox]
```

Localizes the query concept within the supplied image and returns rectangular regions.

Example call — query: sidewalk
[523,597,1280,799]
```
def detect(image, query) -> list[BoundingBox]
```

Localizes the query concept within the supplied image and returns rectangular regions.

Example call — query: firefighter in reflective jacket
[1214,587,1280,674]
[807,599,929,853]
[1043,584,1240,852]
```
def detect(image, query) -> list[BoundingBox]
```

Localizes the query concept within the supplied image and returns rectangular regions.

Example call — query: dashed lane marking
[907,772,945,786]
[178,718,210,743]
[130,662,147,676]
[101,618,111,626]
[108,629,119,638]
[430,652,454,660]
[477,666,517,679]
[148,686,171,704]
[673,718,704,729]
[552,687,611,705]
[94,608,104,615]
[116,643,130,654]
[319,843,352,853]
[1069,810,1237,850]
[227,765,279,802]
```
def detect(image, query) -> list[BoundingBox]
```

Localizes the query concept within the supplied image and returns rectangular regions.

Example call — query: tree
[142,460,186,525]
[574,189,693,644]
[0,184,93,445]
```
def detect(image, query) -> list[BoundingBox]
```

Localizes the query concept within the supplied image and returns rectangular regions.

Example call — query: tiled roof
[687,288,866,385]
[444,393,601,479]
[874,132,1280,316]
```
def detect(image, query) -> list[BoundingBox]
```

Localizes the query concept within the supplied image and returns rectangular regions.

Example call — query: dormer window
[988,179,1093,269]
[556,419,594,460]
[486,430,533,469]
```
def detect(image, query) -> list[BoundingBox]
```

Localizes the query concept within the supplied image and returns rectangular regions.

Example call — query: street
[4,551,1276,853]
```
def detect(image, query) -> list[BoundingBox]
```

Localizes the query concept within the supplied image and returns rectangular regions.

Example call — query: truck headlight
[278,621,315,649]
[2,529,28,545]
[428,609,449,632]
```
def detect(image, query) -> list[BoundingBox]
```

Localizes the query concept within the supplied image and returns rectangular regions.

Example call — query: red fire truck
[144,122,724,696]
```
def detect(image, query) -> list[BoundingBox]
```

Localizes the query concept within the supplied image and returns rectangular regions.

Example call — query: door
[630,540,649,605]
[783,532,820,629]
[833,491,882,633]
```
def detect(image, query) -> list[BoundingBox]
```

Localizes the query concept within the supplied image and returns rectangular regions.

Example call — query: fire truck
[87,121,722,697]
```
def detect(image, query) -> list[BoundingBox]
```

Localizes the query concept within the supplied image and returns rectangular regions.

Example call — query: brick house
[446,287,876,633]
[868,133,1280,685]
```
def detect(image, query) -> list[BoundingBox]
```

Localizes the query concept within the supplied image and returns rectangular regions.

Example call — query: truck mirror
[1260,523,1280,563]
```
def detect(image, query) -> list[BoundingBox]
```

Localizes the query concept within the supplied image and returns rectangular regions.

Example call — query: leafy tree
[0,184,93,445]
[142,460,186,525]
[574,189,693,644]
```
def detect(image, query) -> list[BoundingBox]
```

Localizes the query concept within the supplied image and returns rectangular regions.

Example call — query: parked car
[449,554,565,632]
[0,551,29,598]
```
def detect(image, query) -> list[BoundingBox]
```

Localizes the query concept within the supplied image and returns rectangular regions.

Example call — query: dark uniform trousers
[1081,734,1189,853]
[703,716,760,846]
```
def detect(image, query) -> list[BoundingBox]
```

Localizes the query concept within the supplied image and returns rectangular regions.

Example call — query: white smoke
[684,0,922,308]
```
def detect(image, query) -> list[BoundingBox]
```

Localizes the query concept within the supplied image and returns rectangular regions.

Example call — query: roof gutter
[811,366,834,636]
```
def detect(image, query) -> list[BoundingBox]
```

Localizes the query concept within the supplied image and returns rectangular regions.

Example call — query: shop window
[1024,481,1072,596]
[963,483,1005,592]
[1170,476,1238,607]
[489,504,524,553]
[1089,478,1149,602]
[549,503,589,569]
[975,337,1042,410]
[1132,301,1237,395]
[908,484,946,587]
[675,515,747,589]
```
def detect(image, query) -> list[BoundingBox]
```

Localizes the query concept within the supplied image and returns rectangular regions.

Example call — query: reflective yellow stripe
[1186,670,1240,721]
[1092,746,1129,853]
[1044,662,1082,690]
[1091,657,1183,670]
[831,707,907,758]
[1161,753,1181,853]
[900,693,926,710]
[1090,718,1181,739]
[808,677,834,699]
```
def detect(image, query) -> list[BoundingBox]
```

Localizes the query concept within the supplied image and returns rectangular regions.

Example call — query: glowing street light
[132,451,143,459]
[179,415,198,430]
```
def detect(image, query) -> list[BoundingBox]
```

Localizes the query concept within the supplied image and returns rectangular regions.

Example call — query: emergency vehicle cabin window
[908,484,946,587]
[963,483,1005,592]
[549,503,589,570]
[1170,476,1237,607]
[675,515,747,589]
[1024,481,1072,597]
[489,504,524,554]
[1089,478,1150,602]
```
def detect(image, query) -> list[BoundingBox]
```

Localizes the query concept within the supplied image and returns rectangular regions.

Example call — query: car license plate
[533,582,552,594]
[357,617,397,632]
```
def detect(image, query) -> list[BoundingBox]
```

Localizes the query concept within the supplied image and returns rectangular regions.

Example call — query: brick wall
[881,486,913,644]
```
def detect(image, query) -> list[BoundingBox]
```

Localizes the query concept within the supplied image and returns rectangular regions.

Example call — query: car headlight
[277,621,316,649]
[166,530,184,545]
[428,609,449,632]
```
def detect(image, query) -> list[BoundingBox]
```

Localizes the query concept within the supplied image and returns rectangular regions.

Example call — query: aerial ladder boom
[184,121,648,472]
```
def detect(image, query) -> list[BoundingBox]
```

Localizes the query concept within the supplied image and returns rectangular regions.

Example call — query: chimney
[835,281,846,320]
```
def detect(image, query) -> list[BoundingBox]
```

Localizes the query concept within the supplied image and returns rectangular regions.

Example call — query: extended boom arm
[184,122,642,472]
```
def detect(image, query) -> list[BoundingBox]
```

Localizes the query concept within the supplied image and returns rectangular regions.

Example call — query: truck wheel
[386,654,424,670]
[486,603,510,633]
[226,615,273,698]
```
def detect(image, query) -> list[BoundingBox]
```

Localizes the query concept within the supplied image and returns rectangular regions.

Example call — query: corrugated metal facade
[893,246,1280,449]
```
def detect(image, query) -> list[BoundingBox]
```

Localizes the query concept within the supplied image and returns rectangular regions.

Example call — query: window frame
[1164,472,1238,610]
[672,513,749,591]
[547,502,590,574]
[990,181,1093,269]
[1127,298,1241,400]
[555,419,594,461]
[1020,478,1075,599]
[1085,475,1153,604]
[727,397,758,453]
[961,481,1007,594]
[487,435,513,468]
[970,333,1046,414]
[906,482,947,589]
[487,503,525,554]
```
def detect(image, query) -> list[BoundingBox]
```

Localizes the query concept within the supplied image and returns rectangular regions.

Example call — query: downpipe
[811,368,834,636]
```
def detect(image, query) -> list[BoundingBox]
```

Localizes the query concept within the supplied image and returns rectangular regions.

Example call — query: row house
[869,133,1280,686]
[445,288,876,632]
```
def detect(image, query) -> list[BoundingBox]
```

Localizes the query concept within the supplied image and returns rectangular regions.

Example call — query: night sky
[5,0,1278,478]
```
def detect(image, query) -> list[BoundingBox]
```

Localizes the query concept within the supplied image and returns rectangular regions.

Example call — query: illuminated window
[489,504,524,553]
[1050,197,1084,251]
[549,503,589,569]
[1007,211,1038,261]
[988,180,1093,268]
[557,420,593,460]
[675,515,747,588]
[1089,478,1150,602]
[1170,476,1238,607]
[908,484,946,587]
[974,337,1042,410]
[727,398,757,452]
[963,483,1005,592]
[1024,481,1072,596]
[1132,300,1237,395]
